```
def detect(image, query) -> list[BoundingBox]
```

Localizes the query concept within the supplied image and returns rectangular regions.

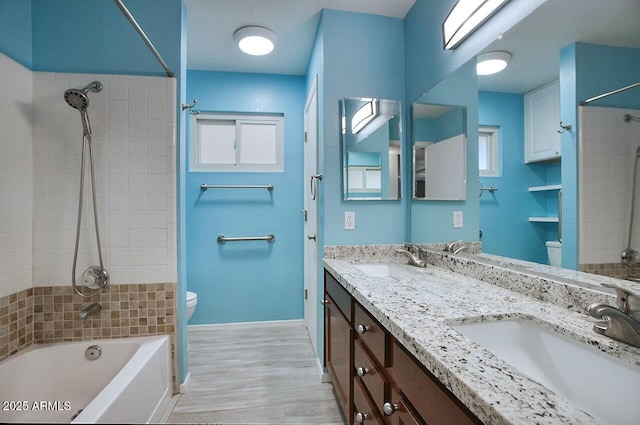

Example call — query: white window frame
[479,126,500,177]
[190,112,284,172]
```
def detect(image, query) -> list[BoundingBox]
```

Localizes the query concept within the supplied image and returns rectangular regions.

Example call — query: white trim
[188,319,305,332]
[317,357,331,383]
[479,126,500,177]
[190,112,284,172]
[179,372,192,393]
[156,394,180,423]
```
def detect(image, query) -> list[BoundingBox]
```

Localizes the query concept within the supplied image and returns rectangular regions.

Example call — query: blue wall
[31,0,182,76]
[321,10,408,245]
[559,42,640,268]
[0,0,32,68]
[185,71,306,324]
[410,60,479,242]
[478,91,549,263]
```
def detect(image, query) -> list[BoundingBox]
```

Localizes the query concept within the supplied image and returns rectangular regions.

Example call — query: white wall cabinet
[524,80,561,163]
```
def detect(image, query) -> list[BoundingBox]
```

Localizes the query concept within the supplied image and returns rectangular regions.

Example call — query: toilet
[186,291,198,321]
[546,241,562,267]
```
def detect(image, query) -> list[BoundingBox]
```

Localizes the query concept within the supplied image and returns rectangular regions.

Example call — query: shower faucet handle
[602,283,640,315]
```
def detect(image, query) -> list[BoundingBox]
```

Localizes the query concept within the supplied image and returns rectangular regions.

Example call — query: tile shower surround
[0,54,179,393]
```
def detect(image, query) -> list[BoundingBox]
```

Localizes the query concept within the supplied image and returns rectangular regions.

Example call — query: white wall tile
[579,105,640,265]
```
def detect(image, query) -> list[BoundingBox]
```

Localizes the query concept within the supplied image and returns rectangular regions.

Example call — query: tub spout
[79,302,102,320]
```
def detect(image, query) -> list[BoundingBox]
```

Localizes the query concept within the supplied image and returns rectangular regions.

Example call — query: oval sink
[354,263,411,277]
[453,318,640,425]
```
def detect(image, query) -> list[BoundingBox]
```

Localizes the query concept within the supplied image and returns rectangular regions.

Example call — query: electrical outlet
[344,212,355,230]
[453,211,463,228]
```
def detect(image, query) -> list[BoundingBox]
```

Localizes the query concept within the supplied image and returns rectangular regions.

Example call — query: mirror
[474,0,640,274]
[412,103,467,200]
[341,98,402,200]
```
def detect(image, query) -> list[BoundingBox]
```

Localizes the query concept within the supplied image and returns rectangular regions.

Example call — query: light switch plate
[453,211,463,228]
[344,212,355,230]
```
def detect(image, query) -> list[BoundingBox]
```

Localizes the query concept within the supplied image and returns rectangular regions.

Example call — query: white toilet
[546,241,562,267]
[186,291,198,321]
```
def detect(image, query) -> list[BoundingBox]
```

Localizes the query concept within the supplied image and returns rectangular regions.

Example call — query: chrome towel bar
[201,184,273,191]
[478,180,498,198]
[217,234,276,244]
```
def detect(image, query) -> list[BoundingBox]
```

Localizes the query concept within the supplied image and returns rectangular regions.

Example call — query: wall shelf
[529,217,559,223]
[528,184,561,192]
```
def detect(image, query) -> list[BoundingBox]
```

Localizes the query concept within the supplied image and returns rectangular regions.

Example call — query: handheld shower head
[64,81,103,112]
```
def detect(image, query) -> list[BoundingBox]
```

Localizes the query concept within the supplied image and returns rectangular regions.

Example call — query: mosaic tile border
[580,262,640,280]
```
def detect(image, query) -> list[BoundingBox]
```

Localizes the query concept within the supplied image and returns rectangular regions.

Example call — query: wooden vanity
[325,270,482,425]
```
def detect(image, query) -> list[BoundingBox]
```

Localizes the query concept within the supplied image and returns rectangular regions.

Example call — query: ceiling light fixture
[234,26,277,56]
[477,51,511,75]
[443,0,510,50]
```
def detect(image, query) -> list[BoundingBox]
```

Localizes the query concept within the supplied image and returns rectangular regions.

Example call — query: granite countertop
[323,247,640,425]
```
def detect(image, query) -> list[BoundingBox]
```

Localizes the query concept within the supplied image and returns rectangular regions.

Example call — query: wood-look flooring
[168,321,345,424]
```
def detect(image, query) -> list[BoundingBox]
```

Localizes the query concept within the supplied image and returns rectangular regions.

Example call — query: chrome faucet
[586,283,640,347]
[396,242,426,268]
[444,240,464,253]
[79,302,102,320]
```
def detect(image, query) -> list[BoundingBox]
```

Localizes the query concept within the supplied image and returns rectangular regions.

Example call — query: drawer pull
[356,366,370,377]
[355,412,369,423]
[383,402,399,416]
[356,324,371,334]
[321,299,330,305]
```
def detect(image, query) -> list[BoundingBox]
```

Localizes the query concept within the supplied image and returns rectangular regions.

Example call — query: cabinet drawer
[353,375,384,425]
[354,339,385,408]
[325,270,352,321]
[390,341,481,425]
[353,302,386,363]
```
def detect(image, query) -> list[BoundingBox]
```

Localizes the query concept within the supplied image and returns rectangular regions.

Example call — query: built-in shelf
[529,217,559,223]
[528,184,562,192]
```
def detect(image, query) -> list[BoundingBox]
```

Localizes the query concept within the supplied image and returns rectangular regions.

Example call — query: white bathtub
[0,335,172,424]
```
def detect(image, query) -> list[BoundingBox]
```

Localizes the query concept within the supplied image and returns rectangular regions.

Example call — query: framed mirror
[341,98,402,200]
[412,103,467,200]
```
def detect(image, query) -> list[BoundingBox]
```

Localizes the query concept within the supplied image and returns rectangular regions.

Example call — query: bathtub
[0,335,172,424]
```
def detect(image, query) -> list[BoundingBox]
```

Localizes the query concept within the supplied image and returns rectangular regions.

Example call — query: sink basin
[354,263,410,277]
[454,318,640,425]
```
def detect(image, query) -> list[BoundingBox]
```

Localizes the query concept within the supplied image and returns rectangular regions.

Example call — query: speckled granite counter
[323,245,640,425]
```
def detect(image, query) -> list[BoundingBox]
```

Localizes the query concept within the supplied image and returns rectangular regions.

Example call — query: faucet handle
[401,241,420,253]
[602,283,640,313]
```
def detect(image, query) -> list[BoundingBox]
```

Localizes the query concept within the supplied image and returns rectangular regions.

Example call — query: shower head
[64,81,103,112]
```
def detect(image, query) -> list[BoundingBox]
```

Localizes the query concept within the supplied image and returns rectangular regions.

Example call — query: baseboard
[179,372,191,393]
[317,357,331,383]
[188,319,305,332]
[156,393,180,423]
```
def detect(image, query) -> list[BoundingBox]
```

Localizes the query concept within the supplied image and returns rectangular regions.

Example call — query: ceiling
[184,0,640,90]
[184,0,416,75]
[477,0,640,93]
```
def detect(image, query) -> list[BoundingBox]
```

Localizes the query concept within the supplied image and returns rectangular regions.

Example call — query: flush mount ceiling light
[477,51,511,75]
[234,26,277,56]
[443,0,510,50]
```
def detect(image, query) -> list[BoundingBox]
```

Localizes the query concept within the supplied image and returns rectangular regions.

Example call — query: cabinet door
[326,295,353,423]
[525,80,561,163]
[385,387,424,425]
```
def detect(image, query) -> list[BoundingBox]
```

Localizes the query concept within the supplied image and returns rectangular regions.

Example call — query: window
[190,113,284,172]
[479,126,499,177]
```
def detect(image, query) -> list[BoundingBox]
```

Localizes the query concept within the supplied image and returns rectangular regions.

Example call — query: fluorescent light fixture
[351,99,379,134]
[234,26,277,56]
[443,0,509,50]
[477,51,511,75]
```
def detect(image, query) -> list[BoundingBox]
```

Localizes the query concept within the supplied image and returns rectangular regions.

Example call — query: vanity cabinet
[324,270,483,425]
[325,272,353,422]
[524,80,561,163]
